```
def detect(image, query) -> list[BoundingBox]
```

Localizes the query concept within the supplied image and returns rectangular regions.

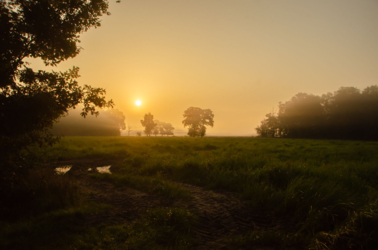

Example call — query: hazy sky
[30,0,378,136]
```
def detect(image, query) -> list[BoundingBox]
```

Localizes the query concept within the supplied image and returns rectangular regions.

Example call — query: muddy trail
[61,160,289,249]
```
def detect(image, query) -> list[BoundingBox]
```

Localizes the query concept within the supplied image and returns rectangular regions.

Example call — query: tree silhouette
[361,86,378,139]
[140,113,156,137]
[325,87,364,139]
[161,123,175,136]
[255,113,280,138]
[256,85,378,140]
[278,93,326,138]
[160,122,175,136]
[182,107,214,137]
[153,127,159,137]
[0,1,115,151]
[0,0,118,195]
[152,120,175,136]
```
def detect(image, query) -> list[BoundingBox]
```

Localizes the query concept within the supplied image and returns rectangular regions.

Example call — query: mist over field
[52,108,125,136]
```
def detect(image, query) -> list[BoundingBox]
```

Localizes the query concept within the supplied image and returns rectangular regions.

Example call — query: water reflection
[55,165,72,175]
[97,166,111,174]
[55,165,111,174]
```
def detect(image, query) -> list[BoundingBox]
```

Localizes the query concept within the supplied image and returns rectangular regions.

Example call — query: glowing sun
[135,100,142,106]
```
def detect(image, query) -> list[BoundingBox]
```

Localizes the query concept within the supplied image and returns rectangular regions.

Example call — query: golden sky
[30,0,378,136]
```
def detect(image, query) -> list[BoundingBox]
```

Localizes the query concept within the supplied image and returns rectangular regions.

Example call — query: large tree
[0,0,117,177]
[182,107,214,137]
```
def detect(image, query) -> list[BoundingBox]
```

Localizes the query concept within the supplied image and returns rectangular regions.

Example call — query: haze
[29,0,378,136]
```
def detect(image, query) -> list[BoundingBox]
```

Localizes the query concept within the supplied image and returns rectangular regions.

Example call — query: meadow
[1,136,378,249]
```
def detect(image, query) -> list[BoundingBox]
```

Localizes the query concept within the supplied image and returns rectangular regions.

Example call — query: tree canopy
[0,0,117,183]
[154,120,174,136]
[256,85,378,140]
[1,0,115,148]
[182,107,214,137]
[140,113,156,137]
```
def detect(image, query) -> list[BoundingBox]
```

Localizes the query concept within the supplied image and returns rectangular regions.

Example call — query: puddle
[97,166,111,174]
[55,166,111,174]
[55,165,72,175]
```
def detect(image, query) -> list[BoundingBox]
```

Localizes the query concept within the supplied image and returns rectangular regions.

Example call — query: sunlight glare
[136,100,142,106]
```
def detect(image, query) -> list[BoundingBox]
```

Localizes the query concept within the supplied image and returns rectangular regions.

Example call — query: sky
[30,0,378,136]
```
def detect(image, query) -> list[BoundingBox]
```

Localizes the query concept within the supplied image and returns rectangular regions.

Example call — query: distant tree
[108,109,126,131]
[256,113,280,138]
[140,113,156,137]
[278,93,326,138]
[153,127,159,137]
[52,109,125,136]
[182,107,214,137]
[256,120,269,138]
[361,86,378,139]
[136,132,142,137]
[152,120,175,136]
[324,87,364,139]
[256,85,378,140]
[160,123,175,136]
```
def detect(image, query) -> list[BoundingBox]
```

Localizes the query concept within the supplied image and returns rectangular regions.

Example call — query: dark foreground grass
[76,207,197,250]
[1,204,196,250]
[3,136,378,249]
[1,168,79,222]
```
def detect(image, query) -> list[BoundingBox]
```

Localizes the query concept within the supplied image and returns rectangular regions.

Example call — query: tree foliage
[255,113,280,138]
[1,0,114,147]
[182,107,214,137]
[278,93,326,138]
[256,86,378,140]
[140,113,156,137]
[153,126,159,137]
[154,120,174,136]
[0,0,117,187]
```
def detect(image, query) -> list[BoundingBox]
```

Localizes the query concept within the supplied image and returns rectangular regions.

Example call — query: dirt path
[179,183,276,249]
[61,161,281,249]
[63,160,174,226]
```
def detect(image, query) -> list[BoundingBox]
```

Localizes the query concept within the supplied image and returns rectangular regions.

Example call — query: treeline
[52,109,125,136]
[256,86,378,140]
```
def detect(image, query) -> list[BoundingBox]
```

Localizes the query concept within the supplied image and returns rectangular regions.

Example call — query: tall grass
[1,205,197,250]
[92,172,192,199]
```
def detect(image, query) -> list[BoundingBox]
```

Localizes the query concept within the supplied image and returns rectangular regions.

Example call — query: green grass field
[2,137,378,249]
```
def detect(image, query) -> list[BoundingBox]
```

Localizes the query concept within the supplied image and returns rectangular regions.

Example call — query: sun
[135,100,142,106]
